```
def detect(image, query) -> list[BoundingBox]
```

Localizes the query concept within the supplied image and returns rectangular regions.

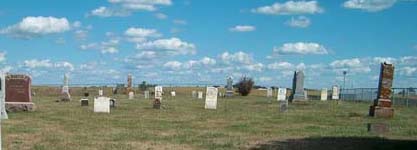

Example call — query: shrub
[236,76,254,96]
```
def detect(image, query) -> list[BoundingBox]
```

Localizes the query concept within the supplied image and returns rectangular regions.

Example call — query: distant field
[3,91,417,149]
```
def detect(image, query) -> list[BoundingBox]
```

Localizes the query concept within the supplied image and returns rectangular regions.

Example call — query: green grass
[3,94,417,150]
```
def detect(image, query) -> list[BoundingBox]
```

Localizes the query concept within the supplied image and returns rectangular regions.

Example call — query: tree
[236,76,254,96]
[139,81,147,91]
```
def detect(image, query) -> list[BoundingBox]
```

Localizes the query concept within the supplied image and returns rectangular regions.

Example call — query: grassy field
[3,93,417,150]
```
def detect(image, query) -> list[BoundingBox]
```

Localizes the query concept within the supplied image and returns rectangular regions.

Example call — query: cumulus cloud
[252,1,323,15]
[89,0,172,17]
[124,27,161,43]
[220,51,253,65]
[399,66,417,76]
[80,39,120,54]
[343,0,397,12]
[173,19,187,25]
[229,25,256,32]
[267,61,294,70]
[163,61,183,70]
[373,57,396,64]
[74,30,88,40]
[273,42,328,55]
[0,66,12,73]
[0,16,70,39]
[285,16,311,28]
[155,13,167,19]
[136,37,196,55]
[330,58,371,73]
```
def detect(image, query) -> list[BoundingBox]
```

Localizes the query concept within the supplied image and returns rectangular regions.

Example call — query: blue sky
[0,0,416,88]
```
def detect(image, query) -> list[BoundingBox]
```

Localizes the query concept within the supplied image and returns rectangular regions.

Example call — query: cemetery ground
[3,89,417,150]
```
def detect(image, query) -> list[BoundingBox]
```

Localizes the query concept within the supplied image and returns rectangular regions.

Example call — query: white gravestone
[155,86,163,100]
[205,87,218,109]
[94,97,110,113]
[99,89,103,96]
[192,91,197,98]
[144,91,150,99]
[277,88,287,101]
[332,86,340,100]
[321,88,328,101]
[128,91,134,99]
[171,91,176,97]
[267,88,273,97]
[304,90,308,100]
[197,91,203,99]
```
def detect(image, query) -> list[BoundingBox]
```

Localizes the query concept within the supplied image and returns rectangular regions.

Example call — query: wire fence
[340,88,417,107]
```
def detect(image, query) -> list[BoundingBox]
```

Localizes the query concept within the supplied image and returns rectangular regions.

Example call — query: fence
[340,88,417,107]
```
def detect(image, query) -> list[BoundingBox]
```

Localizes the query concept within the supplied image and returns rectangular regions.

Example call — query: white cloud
[220,51,253,64]
[343,0,397,12]
[136,38,196,55]
[252,1,323,15]
[80,39,120,54]
[373,57,396,64]
[155,13,167,19]
[0,66,12,73]
[74,30,88,40]
[273,42,328,55]
[125,27,161,43]
[330,58,371,73]
[399,66,417,76]
[229,25,256,32]
[259,77,273,82]
[89,6,131,17]
[23,59,54,68]
[173,19,187,25]
[0,16,70,39]
[90,0,172,17]
[55,61,75,71]
[200,57,216,65]
[0,51,5,62]
[163,61,182,70]
[267,61,294,70]
[400,56,417,65]
[285,16,311,28]
[244,63,264,72]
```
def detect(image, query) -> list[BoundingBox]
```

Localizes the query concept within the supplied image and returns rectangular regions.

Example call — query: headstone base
[153,99,161,109]
[367,123,389,134]
[369,105,394,118]
[6,102,35,112]
[291,93,306,102]
[80,99,88,106]
[279,101,288,112]
[60,93,71,102]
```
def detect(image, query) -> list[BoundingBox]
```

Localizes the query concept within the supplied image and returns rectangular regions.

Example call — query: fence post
[406,89,409,107]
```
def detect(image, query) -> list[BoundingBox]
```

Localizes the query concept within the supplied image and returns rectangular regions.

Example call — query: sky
[0,0,416,88]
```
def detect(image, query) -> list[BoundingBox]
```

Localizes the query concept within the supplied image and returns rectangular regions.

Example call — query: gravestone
[126,74,133,95]
[367,123,389,134]
[80,98,88,106]
[0,73,8,119]
[99,89,103,96]
[83,87,89,97]
[144,91,150,99]
[154,86,163,109]
[332,85,340,100]
[290,71,306,102]
[321,88,328,101]
[192,90,197,98]
[128,91,134,100]
[198,91,203,99]
[369,62,395,118]
[110,99,116,108]
[94,96,110,113]
[171,91,176,97]
[277,88,287,101]
[226,76,233,97]
[205,87,218,109]
[5,74,35,112]
[267,88,273,98]
[60,74,71,101]
[277,88,288,112]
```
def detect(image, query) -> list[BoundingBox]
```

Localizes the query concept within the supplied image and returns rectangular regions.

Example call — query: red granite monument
[369,62,394,118]
[5,74,35,112]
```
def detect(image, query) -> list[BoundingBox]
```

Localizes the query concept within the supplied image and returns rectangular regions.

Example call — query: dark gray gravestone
[80,98,88,106]
[290,71,306,102]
